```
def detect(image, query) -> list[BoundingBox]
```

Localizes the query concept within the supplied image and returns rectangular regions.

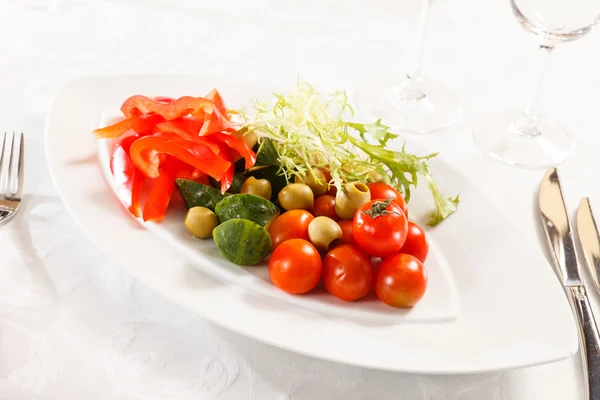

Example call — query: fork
[0,132,24,227]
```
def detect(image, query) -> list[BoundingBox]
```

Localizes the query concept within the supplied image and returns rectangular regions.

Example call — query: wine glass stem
[515,44,554,137]
[408,0,431,82]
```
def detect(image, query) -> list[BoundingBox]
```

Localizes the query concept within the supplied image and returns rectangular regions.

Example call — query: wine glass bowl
[354,0,462,135]
[511,0,600,44]
[474,0,600,169]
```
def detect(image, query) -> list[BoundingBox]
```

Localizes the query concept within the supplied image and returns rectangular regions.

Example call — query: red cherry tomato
[269,239,322,294]
[375,253,428,308]
[401,221,430,262]
[353,198,408,257]
[323,245,373,301]
[311,195,339,220]
[268,210,314,250]
[367,182,408,217]
[337,220,355,246]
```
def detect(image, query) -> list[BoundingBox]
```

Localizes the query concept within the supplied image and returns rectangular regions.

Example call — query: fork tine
[0,132,7,196]
[11,133,24,198]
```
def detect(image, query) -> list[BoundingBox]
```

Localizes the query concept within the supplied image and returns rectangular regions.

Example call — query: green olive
[367,170,385,182]
[241,176,272,200]
[184,206,218,239]
[294,168,328,197]
[278,183,314,211]
[308,216,343,252]
[233,128,258,150]
[335,181,371,219]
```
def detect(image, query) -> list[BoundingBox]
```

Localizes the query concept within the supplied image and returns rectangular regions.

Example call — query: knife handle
[569,285,600,400]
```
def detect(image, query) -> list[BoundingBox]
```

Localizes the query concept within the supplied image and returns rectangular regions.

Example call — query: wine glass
[473,0,600,169]
[354,0,462,134]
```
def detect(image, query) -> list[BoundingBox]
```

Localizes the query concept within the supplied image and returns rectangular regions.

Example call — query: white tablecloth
[2,0,599,398]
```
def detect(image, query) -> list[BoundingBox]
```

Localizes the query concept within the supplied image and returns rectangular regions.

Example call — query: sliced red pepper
[212,143,235,193]
[154,96,174,104]
[204,89,229,119]
[121,95,214,120]
[110,135,144,217]
[142,158,178,222]
[93,114,164,139]
[205,132,256,170]
[155,118,204,138]
[199,107,236,135]
[130,135,231,180]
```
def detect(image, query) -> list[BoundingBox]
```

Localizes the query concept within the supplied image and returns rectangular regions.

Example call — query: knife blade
[539,167,582,286]
[539,168,600,400]
[577,198,600,295]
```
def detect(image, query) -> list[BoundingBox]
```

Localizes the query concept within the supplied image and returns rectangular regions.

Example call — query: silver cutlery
[540,167,600,400]
[577,198,600,296]
[0,132,24,227]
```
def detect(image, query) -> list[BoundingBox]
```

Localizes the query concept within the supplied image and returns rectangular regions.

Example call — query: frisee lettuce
[235,81,459,226]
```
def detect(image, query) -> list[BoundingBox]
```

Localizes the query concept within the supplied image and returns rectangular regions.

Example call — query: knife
[577,198,600,295]
[540,168,600,400]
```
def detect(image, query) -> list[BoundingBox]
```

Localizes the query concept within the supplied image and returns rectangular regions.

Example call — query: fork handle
[569,285,600,400]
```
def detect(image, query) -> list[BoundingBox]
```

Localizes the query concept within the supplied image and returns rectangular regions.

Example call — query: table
[1,0,599,398]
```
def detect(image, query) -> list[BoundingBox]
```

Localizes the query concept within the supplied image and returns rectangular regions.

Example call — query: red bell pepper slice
[155,118,204,138]
[153,96,174,104]
[93,114,164,139]
[199,107,236,135]
[110,135,144,217]
[204,89,229,119]
[130,135,231,180]
[142,158,178,222]
[121,95,215,120]
[205,132,256,170]
[210,143,235,193]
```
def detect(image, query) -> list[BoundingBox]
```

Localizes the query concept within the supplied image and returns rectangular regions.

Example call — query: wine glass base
[473,110,573,169]
[354,73,462,134]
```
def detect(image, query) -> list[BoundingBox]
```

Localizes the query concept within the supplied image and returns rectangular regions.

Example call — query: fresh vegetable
[322,245,373,302]
[367,182,408,218]
[96,89,257,221]
[142,158,179,222]
[237,81,458,226]
[121,95,214,120]
[307,216,343,252]
[268,210,314,249]
[278,183,314,211]
[175,178,229,211]
[241,176,272,200]
[337,220,355,246]
[212,219,272,266]
[375,253,428,308]
[294,168,328,197]
[254,137,279,166]
[184,206,218,239]
[311,195,338,221]
[110,135,143,217]
[245,165,287,201]
[400,221,430,262]
[94,114,164,139]
[268,239,322,294]
[228,173,246,194]
[353,198,408,257]
[205,132,256,170]
[214,194,279,227]
[335,182,371,220]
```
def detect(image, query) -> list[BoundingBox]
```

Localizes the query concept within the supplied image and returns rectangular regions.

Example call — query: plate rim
[44,72,579,374]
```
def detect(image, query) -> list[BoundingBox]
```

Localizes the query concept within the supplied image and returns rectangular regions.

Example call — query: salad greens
[236,81,458,226]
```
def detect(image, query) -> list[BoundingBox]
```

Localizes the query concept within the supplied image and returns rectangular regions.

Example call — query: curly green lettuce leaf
[235,81,459,225]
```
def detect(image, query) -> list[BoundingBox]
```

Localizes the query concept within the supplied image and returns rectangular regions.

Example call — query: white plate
[46,73,578,374]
